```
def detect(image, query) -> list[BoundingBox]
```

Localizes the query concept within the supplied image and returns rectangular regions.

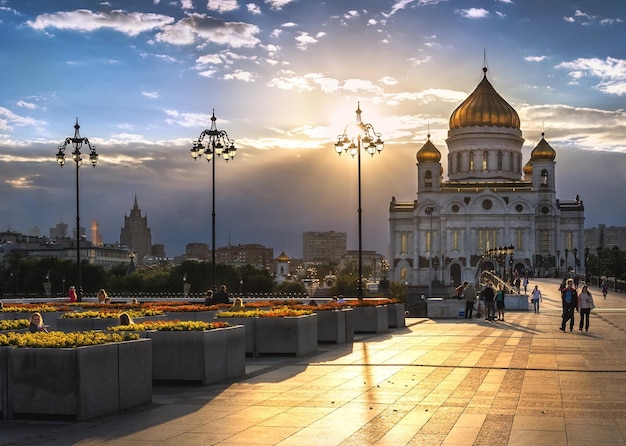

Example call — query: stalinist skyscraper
[120,195,152,263]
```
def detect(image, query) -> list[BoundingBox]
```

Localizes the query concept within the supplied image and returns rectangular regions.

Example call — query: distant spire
[133,193,138,209]
[482,49,489,78]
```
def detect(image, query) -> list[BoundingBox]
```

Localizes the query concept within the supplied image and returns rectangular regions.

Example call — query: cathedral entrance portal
[450,263,462,287]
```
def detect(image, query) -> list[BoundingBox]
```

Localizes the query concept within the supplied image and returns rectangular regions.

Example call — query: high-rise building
[186,242,210,260]
[49,221,68,239]
[389,66,585,287]
[302,231,347,263]
[585,225,626,251]
[215,243,274,270]
[119,195,152,263]
[91,220,103,246]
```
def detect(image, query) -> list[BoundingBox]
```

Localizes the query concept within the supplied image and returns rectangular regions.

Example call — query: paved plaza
[2,277,626,446]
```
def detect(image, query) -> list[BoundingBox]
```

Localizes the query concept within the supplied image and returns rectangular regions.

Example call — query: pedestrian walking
[482,282,496,322]
[601,280,609,299]
[578,285,595,332]
[560,278,578,332]
[531,285,542,313]
[495,284,505,321]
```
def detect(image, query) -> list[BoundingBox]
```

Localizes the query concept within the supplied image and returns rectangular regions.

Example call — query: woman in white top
[531,285,542,313]
[578,285,594,332]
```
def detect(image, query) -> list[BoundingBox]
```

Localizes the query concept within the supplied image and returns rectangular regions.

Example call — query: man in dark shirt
[212,284,231,305]
[482,282,496,322]
[560,278,578,332]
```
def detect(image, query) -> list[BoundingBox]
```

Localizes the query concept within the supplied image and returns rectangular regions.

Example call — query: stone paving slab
[1,278,626,445]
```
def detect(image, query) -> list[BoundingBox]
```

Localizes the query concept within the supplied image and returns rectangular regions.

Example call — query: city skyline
[1,0,625,259]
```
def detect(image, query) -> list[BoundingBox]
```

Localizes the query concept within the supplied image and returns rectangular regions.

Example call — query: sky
[1,0,625,260]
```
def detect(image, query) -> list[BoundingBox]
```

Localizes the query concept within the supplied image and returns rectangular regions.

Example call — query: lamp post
[584,247,589,284]
[425,206,435,297]
[508,244,515,282]
[335,102,384,299]
[564,248,569,276]
[596,247,602,283]
[191,110,237,292]
[56,118,98,302]
[556,250,561,278]
[573,247,578,275]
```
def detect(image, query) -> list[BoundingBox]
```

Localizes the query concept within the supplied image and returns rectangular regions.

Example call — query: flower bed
[0,332,150,421]
[217,309,317,356]
[57,310,165,332]
[0,319,29,332]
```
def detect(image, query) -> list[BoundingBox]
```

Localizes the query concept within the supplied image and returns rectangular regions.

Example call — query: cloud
[27,9,174,36]
[0,107,47,130]
[207,0,239,13]
[223,69,255,81]
[457,8,490,19]
[295,31,323,50]
[141,91,159,99]
[557,57,626,96]
[156,13,260,48]
[16,101,37,109]
[265,0,296,10]
[525,55,548,62]
[247,3,262,14]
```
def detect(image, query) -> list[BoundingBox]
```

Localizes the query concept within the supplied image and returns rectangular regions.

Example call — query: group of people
[204,285,231,306]
[559,278,595,332]
[460,281,506,322]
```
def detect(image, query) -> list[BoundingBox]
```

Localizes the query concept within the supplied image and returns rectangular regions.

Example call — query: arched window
[541,169,549,186]
[482,151,488,171]
[509,152,514,171]
[400,233,408,254]
[497,151,503,170]
[457,152,462,172]
[469,151,474,171]
[400,267,407,280]
[424,170,433,187]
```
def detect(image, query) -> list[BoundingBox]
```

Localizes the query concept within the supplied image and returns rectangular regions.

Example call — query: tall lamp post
[584,247,590,284]
[507,244,515,282]
[56,118,98,302]
[573,247,578,275]
[335,102,384,299]
[425,206,435,297]
[564,248,569,276]
[556,250,561,278]
[191,110,237,292]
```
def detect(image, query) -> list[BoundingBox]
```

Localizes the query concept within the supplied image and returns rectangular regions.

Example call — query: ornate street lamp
[56,118,98,302]
[335,102,384,299]
[573,247,578,275]
[508,244,515,282]
[584,247,590,283]
[556,250,561,278]
[191,110,237,292]
[564,248,569,276]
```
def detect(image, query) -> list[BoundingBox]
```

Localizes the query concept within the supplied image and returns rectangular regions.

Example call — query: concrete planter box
[426,298,466,318]
[4,339,151,421]
[0,347,7,419]
[255,314,317,356]
[387,303,406,328]
[353,306,389,333]
[165,310,218,322]
[147,325,245,385]
[317,309,354,344]
[219,314,318,356]
[504,294,530,311]
[217,317,256,355]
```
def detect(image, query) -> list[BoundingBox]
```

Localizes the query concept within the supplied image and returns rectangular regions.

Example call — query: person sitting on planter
[212,285,231,305]
[119,312,134,326]
[97,288,109,304]
[231,298,245,311]
[29,312,49,333]
[204,290,214,306]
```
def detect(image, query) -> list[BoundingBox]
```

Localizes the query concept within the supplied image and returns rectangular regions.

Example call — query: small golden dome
[523,160,533,176]
[449,67,521,130]
[276,252,290,262]
[416,135,441,163]
[531,133,556,161]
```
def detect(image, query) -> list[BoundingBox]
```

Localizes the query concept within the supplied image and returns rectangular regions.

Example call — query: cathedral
[389,67,585,289]
[119,195,153,263]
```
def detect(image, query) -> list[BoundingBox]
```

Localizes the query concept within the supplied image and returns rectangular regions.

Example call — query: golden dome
[416,135,441,163]
[276,251,290,262]
[530,133,556,161]
[523,160,533,176]
[449,67,521,130]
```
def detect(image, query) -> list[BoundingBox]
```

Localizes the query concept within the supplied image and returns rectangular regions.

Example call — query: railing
[480,271,517,294]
